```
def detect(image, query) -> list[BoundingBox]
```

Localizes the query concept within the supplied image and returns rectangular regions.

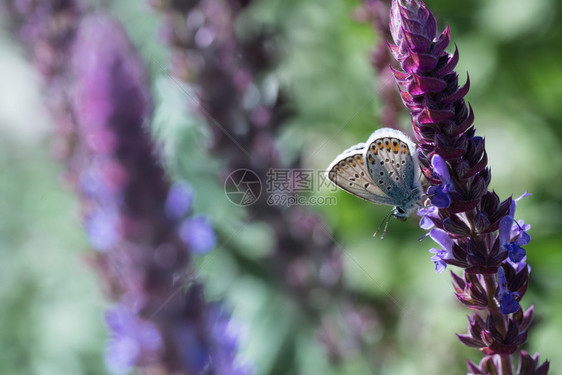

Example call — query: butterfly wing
[326,142,397,205]
[363,128,421,206]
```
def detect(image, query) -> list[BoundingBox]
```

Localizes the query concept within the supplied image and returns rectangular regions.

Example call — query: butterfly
[326,128,423,238]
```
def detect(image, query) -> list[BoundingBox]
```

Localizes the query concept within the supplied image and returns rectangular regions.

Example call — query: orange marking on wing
[368,155,375,164]
[392,140,399,153]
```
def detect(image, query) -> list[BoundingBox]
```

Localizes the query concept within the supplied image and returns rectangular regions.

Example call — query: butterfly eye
[396,207,406,214]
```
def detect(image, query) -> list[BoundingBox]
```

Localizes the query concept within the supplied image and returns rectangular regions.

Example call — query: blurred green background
[1,0,561,374]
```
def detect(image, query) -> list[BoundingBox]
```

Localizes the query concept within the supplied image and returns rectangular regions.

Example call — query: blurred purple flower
[153,0,385,368]
[6,2,252,374]
[208,305,252,375]
[169,289,251,375]
[165,182,193,220]
[84,208,120,252]
[179,216,217,254]
[105,306,162,373]
[72,17,150,131]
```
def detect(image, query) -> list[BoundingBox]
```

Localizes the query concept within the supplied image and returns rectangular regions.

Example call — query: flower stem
[484,274,507,336]
[500,354,514,375]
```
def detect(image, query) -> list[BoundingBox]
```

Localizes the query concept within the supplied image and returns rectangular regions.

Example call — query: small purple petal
[497,267,521,314]
[516,220,531,232]
[85,208,119,251]
[179,216,217,254]
[417,206,438,218]
[431,154,452,184]
[418,206,438,229]
[508,199,517,219]
[420,215,435,229]
[428,185,451,208]
[497,267,508,289]
[514,232,530,247]
[106,337,140,373]
[165,182,193,220]
[105,308,130,334]
[499,292,521,315]
[507,243,526,263]
[498,215,512,246]
[515,191,531,202]
[429,228,452,251]
[105,306,162,373]
[429,248,447,273]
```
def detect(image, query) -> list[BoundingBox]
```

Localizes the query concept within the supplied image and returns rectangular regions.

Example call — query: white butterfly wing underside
[326,142,397,205]
[363,129,420,205]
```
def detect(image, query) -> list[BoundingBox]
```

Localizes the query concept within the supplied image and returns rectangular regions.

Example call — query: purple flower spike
[387,0,546,371]
[6,3,252,375]
[180,216,217,254]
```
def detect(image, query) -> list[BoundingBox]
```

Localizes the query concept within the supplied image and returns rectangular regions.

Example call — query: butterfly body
[326,128,422,220]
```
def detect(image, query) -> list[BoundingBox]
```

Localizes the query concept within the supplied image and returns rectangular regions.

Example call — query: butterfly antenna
[374,210,393,239]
